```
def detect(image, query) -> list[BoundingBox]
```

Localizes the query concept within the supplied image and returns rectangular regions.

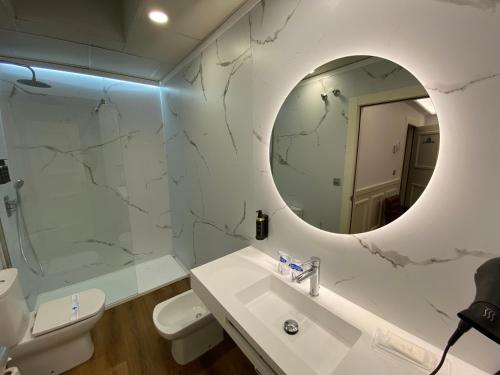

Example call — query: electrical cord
[429,343,451,375]
[429,320,471,375]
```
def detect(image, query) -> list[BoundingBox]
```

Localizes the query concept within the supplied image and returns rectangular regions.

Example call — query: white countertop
[191,246,488,375]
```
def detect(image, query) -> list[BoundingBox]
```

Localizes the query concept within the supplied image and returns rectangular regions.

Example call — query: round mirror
[270,56,439,234]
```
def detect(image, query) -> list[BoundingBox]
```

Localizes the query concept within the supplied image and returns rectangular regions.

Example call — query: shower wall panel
[0,65,173,297]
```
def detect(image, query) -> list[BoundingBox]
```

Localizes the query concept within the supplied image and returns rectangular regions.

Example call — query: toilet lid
[32,288,105,337]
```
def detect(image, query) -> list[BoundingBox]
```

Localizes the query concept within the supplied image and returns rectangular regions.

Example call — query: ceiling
[0,0,246,82]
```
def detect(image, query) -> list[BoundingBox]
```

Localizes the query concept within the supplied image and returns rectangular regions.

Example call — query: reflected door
[403,125,439,206]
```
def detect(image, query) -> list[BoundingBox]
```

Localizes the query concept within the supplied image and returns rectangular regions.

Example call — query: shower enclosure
[0,63,187,310]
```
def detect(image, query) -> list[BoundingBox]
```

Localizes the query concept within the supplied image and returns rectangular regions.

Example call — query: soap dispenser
[255,210,269,240]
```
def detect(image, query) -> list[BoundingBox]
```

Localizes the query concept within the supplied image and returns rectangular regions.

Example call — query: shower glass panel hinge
[3,196,17,217]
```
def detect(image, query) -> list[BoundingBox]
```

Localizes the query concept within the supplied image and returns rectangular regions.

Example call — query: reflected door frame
[339,85,429,233]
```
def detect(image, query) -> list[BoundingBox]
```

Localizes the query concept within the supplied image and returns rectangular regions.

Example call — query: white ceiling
[0,0,246,82]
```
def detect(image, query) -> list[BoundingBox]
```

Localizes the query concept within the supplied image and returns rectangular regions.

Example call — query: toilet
[153,289,223,365]
[0,268,105,375]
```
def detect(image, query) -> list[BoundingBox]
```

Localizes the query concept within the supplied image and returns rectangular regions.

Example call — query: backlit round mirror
[270,56,439,234]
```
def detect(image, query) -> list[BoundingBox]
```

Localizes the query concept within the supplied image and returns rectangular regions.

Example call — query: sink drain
[283,319,299,335]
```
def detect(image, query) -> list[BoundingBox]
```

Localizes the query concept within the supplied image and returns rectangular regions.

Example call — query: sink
[237,276,361,375]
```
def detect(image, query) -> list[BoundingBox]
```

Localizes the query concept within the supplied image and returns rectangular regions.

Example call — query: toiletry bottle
[0,160,11,185]
[256,210,269,240]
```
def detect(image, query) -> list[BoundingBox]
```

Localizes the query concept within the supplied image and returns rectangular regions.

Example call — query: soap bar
[373,329,440,371]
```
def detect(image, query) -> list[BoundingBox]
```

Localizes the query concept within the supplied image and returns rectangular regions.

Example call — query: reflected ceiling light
[414,98,436,115]
[148,10,168,24]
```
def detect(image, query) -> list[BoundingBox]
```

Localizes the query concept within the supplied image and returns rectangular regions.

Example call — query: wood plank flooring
[65,278,255,375]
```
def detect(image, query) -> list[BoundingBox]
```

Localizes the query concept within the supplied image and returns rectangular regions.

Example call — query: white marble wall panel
[163,0,500,371]
[161,15,253,269]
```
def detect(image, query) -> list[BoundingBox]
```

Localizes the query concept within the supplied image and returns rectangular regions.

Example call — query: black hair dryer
[458,257,500,344]
[430,257,500,375]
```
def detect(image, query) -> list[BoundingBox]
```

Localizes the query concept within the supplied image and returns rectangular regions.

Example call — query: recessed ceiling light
[148,10,168,24]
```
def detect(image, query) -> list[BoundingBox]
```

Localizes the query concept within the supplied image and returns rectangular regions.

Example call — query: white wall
[163,0,500,371]
[356,101,425,190]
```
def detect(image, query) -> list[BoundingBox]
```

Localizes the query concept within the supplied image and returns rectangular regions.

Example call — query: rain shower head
[16,78,51,88]
[0,59,51,89]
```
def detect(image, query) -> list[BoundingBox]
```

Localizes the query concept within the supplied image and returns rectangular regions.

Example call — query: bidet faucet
[292,257,320,297]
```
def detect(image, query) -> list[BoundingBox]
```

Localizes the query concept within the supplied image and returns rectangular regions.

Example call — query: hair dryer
[458,257,500,344]
[430,257,500,375]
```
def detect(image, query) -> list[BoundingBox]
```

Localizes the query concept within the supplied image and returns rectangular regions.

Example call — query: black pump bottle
[255,210,268,240]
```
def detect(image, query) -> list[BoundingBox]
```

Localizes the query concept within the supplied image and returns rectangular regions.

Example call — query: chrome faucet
[292,257,320,297]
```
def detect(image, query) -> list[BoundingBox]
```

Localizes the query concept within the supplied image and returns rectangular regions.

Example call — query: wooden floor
[65,278,255,375]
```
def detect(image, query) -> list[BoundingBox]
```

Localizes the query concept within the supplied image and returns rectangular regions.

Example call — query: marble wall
[161,15,253,269]
[163,0,500,371]
[0,65,173,304]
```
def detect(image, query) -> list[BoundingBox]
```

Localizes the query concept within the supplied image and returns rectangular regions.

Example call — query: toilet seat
[11,288,106,361]
[33,289,105,337]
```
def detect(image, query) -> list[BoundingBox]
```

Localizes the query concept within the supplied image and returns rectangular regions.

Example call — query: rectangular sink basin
[237,276,361,375]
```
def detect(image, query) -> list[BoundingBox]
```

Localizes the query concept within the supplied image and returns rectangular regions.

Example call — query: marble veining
[16,143,148,214]
[73,239,152,257]
[249,0,301,45]
[362,66,403,80]
[424,298,453,321]
[183,130,211,173]
[189,202,249,264]
[431,0,500,10]
[278,98,330,146]
[252,128,266,144]
[183,54,207,101]
[165,95,180,118]
[426,72,500,94]
[222,49,252,155]
[333,276,357,286]
[216,40,251,67]
[353,236,494,268]
[173,224,184,239]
